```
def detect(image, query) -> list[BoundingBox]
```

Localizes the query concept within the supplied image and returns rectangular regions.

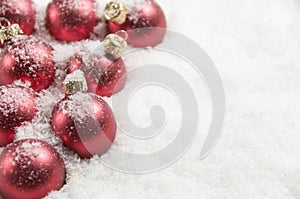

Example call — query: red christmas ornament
[0,139,65,199]
[0,85,36,147]
[66,53,83,74]
[46,0,98,42]
[51,92,117,158]
[67,53,126,97]
[105,0,167,48]
[0,35,56,92]
[0,0,36,36]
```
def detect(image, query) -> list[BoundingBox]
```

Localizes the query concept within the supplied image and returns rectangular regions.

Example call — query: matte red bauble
[0,139,65,199]
[46,0,98,42]
[67,54,126,97]
[0,36,56,92]
[51,92,117,158]
[0,0,36,36]
[0,85,36,147]
[106,0,166,48]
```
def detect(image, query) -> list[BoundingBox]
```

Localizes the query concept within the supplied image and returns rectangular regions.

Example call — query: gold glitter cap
[104,1,129,25]
[104,31,128,58]
[63,70,88,95]
[0,17,23,44]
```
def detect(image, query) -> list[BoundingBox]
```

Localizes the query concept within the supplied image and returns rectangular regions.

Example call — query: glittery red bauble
[0,85,36,147]
[67,54,126,97]
[0,0,36,35]
[51,92,117,158]
[107,0,166,48]
[0,139,65,199]
[46,0,98,42]
[0,36,56,92]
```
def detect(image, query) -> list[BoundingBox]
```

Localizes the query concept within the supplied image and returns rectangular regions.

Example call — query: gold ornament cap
[63,70,88,95]
[104,31,128,58]
[0,17,23,44]
[104,1,129,25]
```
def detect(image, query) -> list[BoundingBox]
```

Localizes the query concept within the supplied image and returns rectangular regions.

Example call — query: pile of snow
[0,0,299,198]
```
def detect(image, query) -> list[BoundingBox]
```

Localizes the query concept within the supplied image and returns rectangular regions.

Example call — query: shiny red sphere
[0,0,36,36]
[51,93,117,158]
[0,85,36,147]
[46,0,98,42]
[107,0,166,48]
[0,139,65,199]
[67,54,126,97]
[0,36,56,92]
[66,53,83,74]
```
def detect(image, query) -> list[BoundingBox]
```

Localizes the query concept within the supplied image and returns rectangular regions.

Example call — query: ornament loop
[116,30,128,41]
[0,17,10,29]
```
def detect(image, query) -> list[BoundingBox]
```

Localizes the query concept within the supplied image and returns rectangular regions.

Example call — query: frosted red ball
[0,0,36,35]
[107,0,167,48]
[0,36,56,92]
[51,92,117,158]
[46,0,98,42]
[0,139,65,199]
[67,54,126,97]
[0,85,36,147]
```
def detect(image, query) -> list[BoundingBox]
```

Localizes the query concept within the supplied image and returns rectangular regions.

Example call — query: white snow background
[1,0,300,198]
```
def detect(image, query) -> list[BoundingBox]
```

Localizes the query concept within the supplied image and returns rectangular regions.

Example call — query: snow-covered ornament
[46,0,98,42]
[104,0,167,48]
[0,35,56,92]
[0,85,37,147]
[66,32,127,97]
[0,0,36,36]
[0,139,65,199]
[51,74,117,158]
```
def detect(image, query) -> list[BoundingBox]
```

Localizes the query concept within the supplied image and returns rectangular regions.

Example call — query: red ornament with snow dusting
[0,0,36,36]
[105,0,167,48]
[46,0,98,42]
[0,139,65,199]
[67,54,126,97]
[0,35,56,92]
[0,85,36,147]
[51,92,117,158]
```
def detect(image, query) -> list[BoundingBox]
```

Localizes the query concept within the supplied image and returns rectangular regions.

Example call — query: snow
[58,92,96,122]
[0,0,300,198]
